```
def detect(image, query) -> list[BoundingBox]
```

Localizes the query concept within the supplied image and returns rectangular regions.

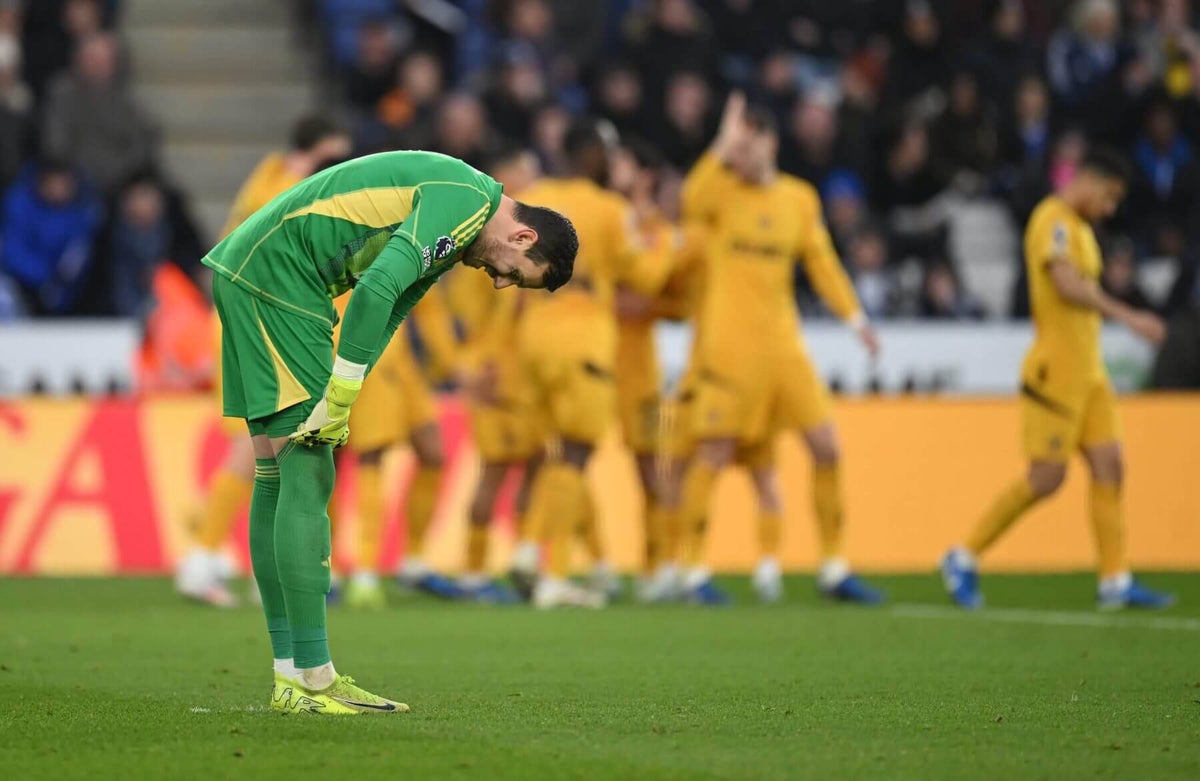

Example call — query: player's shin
[355,459,385,575]
[678,460,718,584]
[965,479,1039,556]
[249,458,291,661]
[405,464,441,563]
[1089,482,1127,579]
[275,442,335,674]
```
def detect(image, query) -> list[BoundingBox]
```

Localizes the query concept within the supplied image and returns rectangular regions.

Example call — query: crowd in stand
[4,0,1200,332]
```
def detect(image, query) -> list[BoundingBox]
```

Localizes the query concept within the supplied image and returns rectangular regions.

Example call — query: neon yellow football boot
[271,672,409,715]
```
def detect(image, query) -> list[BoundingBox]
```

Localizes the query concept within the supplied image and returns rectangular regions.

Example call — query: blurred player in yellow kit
[336,289,462,609]
[674,93,883,605]
[452,146,542,603]
[511,119,674,608]
[174,116,351,605]
[941,148,1175,610]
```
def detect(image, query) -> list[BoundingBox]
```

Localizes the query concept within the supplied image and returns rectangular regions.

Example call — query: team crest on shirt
[434,235,457,259]
[421,245,432,271]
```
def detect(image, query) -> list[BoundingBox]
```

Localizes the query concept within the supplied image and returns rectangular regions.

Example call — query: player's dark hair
[291,114,345,153]
[514,201,578,292]
[743,102,778,136]
[1081,145,1132,183]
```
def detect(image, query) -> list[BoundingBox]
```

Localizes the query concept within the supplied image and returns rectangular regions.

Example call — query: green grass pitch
[2,574,1198,780]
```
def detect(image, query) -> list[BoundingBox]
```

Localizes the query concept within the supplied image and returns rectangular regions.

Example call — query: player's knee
[804,425,839,465]
[698,439,735,468]
[1027,464,1066,499]
[1086,446,1124,485]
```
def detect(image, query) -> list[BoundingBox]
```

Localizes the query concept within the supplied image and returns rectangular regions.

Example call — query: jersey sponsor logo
[1052,222,1068,253]
[434,235,457,260]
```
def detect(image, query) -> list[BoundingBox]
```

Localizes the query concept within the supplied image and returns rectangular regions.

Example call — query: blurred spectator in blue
[20,0,110,100]
[625,0,719,104]
[966,0,1040,112]
[0,29,31,193]
[919,261,987,320]
[1046,0,1146,140]
[0,158,102,316]
[484,41,549,142]
[882,0,953,117]
[104,171,171,318]
[1100,235,1156,312]
[42,32,157,194]
[592,59,650,141]
[1130,97,1195,257]
[647,69,715,169]
[845,223,899,320]
[358,49,443,153]
[822,169,869,254]
[1000,75,1054,172]
[344,16,401,111]
[755,50,798,122]
[931,69,999,192]
[320,0,405,69]
[431,92,492,169]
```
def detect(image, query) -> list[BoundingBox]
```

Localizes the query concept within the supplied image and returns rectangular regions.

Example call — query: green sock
[249,458,291,660]
[275,442,335,669]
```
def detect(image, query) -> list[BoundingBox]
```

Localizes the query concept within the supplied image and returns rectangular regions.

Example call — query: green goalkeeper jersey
[203,150,503,363]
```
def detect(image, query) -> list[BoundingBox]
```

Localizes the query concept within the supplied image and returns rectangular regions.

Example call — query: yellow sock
[577,487,604,563]
[759,511,782,559]
[643,500,665,572]
[812,464,844,560]
[536,463,586,578]
[678,461,718,568]
[195,469,253,550]
[659,504,681,564]
[1090,482,1127,578]
[406,465,440,557]
[966,479,1038,556]
[466,524,489,573]
[355,461,384,573]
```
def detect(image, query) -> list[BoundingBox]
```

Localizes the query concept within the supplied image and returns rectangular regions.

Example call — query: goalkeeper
[206,150,577,715]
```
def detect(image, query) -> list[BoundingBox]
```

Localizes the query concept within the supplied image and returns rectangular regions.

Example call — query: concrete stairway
[123,0,318,241]
[948,198,1020,317]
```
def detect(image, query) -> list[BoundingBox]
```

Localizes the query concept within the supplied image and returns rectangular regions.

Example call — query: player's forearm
[1050,263,1127,320]
[680,153,729,220]
[337,281,397,366]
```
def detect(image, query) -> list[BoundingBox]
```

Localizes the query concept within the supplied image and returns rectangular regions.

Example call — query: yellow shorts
[691,345,831,444]
[518,293,616,445]
[616,324,661,455]
[664,367,776,468]
[1021,375,1120,462]
[348,335,438,454]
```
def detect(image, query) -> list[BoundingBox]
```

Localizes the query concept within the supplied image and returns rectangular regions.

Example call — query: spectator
[41,33,158,194]
[592,60,650,140]
[845,224,899,320]
[0,158,102,315]
[647,69,714,169]
[707,0,778,86]
[20,0,109,100]
[102,172,172,318]
[344,17,401,111]
[1133,0,1200,100]
[1046,0,1143,139]
[484,41,548,142]
[822,169,870,255]
[432,92,491,169]
[966,0,1040,111]
[920,260,987,319]
[882,0,953,117]
[320,0,409,69]
[1130,97,1195,256]
[779,91,844,187]
[756,50,798,119]
[1100,235,1156,311]
[931,69,999,190]
[873,119,951,263]
[625,0,719,103]
[1001,75,1054,171]
[530,101,570,175]
[365,49,444,151]
[0,31,31,193]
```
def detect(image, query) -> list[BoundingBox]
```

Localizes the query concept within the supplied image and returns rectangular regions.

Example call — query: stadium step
[162,141,280,203]
[123,0,293,27]
[947,198,1019,317]
[127,26,310,83]
[135,82,316,143]
[193,198,237,242]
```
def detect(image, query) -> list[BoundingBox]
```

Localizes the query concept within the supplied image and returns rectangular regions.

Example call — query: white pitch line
[891,603,1200,632]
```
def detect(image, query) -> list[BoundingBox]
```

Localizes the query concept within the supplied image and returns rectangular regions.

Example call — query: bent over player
[942,148,1173,610]
[205,150,576,714]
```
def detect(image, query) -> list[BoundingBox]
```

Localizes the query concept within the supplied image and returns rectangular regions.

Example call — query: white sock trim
[817,557,851,589]
[273,658,298,679]
[1099,571,1132,594]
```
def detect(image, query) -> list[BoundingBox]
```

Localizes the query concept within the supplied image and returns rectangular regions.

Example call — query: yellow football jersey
[220,153,304,238]
[681,152,860,361]
[1023,195,1105,380]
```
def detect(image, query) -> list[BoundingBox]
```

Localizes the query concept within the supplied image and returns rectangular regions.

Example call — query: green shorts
[212,273,333,438]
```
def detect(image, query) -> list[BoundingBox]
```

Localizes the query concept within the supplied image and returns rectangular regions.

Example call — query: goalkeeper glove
[291,370,363,448]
